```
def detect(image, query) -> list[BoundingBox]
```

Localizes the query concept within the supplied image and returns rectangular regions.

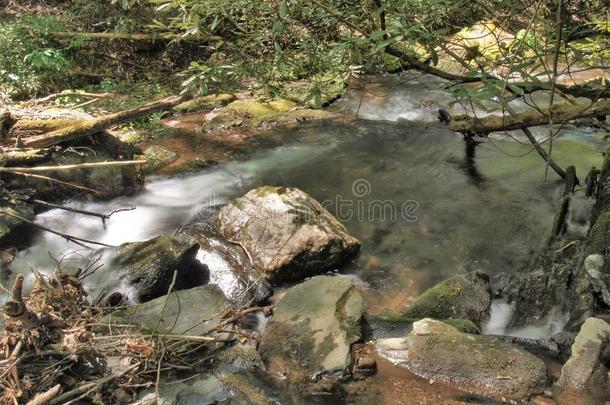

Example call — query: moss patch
[173,93,236,114]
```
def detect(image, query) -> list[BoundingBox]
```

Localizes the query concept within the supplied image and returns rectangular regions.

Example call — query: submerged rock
[400,271,491,326]
[259,276,363,388]
[214,186,360,284]
[107,235,207,303]
[558,317,610,395]
[104,284,230,338]
[375,318,549,401]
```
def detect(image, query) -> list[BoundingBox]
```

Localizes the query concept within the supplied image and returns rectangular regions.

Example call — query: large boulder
[375,319,549,401]
[558,317,610,397]
[103,284,230,338]
[214,186,360,284]
[259,276,363,389]
[106,235,207,303]
[400,271,491,326]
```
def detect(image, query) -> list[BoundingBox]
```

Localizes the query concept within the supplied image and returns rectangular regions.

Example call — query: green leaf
[279,0,288,19]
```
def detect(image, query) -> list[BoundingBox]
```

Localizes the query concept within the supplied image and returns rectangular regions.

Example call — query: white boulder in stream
[375,318,549,401]
[214,186,360,284]
[259,276,363,389]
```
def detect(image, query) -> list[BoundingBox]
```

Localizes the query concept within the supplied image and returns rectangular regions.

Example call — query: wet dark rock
[0,199,34,248]
[214,186,360,285]
[179,223,272,306]
[106,235,206,303]
[259,276,363,389]
[558,317,610,397]
[375,318,550,401]
[400,271,491,326]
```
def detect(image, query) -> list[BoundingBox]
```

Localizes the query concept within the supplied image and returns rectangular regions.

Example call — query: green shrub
[0,15,71,100]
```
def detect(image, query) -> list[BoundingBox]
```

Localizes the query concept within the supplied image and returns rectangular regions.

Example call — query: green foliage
[0,15,71,99]
[180,62,240,95]
[24,48,70,72]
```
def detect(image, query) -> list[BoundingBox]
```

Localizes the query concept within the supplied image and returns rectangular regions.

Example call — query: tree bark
[448,99,610,135]
[21,95,188,148]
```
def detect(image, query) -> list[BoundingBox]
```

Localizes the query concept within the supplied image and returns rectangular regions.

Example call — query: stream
[7,74,607,340]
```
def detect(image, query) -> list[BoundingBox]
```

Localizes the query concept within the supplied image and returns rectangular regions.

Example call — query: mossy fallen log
[449,99,610,135]
[12,118,86,134]
[21,95,188,148]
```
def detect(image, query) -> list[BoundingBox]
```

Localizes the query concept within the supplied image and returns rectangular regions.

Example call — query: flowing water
[6,74,607,335]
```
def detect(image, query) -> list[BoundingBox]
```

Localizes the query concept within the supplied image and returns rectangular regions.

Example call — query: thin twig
[2,170,99,194]
[0,210,112,248]
[0,160,146,173]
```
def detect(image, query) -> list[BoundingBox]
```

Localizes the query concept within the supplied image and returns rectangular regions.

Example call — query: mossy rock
[442,318,480,334]
[172,93,236,114]
[400,271,491,326]
[140,145,178,174]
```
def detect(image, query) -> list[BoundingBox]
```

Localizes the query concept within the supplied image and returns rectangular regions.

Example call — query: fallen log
[387,45,610,99]
[26,91,112,105]
[1,149,50,165]
[448,99,610,135]
[21,95,188,148]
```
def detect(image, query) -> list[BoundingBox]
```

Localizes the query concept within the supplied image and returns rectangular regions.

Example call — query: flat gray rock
[375,318,549,401]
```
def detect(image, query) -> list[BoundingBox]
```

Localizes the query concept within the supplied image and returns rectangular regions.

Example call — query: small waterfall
[483,299,569,339]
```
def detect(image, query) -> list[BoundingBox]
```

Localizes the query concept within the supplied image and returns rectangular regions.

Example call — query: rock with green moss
[558,317,610,398]
[105,235,206,302]
[400,271,491,326]
[172,93,236,114]
[104,284,230,338]
[205,99,336,129]
[214,186,360,284]
[140,145,177,174]
[259,276,363,388]
[375,318,549,401]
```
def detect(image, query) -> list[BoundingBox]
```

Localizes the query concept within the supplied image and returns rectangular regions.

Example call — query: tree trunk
[448,100,610,135]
